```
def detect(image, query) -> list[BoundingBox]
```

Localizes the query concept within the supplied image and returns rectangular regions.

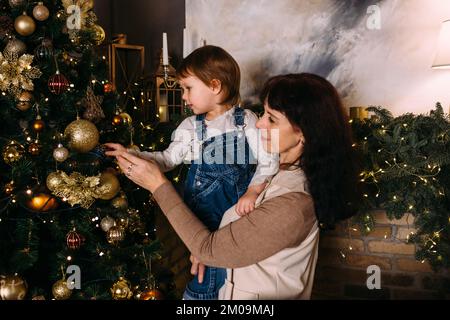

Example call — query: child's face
[179,75,221,114]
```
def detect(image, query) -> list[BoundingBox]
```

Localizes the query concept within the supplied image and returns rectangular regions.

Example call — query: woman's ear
[210,79,222,94]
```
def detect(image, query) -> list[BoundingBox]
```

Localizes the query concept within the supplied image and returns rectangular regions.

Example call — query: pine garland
[351,103,450,270]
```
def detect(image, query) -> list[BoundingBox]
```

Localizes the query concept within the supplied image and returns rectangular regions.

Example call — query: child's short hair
[177,45,241,106]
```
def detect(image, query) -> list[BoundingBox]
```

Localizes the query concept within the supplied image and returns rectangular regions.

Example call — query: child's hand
[104,143,127,157]
[236,190,258,216]
[190,254,205,284]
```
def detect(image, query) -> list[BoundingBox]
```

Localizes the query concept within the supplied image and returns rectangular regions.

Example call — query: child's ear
[210,79,222,94]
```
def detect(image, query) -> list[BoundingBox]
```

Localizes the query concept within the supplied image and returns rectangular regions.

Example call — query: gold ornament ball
[119,113,132,125]
[110,277,133,300]
[27,193,58,212]
[8,0,26,7]
[97,172,120,200]
[0,274,28,300]
[106,226,125,244]
[28,142,41,156]
[33,119,45,132]
[112,115,122,126]
[92,24,106,45]
[32,2,49,21]
[111,196,128,210]
[64,119,99,153]
[46,172,63,192]
[4,38,27,56]
[16,91,33,111]
[53,144,69,162]
[2,141,25,165]
[14,12,36,36]
[52,280,72,300]
[100,216,115,232]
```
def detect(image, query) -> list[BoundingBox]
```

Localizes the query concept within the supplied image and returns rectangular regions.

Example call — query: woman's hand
[104,143,128,156]
[114,152,168,193]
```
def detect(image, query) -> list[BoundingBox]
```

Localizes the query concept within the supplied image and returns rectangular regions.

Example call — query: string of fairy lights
[339,107,449,267]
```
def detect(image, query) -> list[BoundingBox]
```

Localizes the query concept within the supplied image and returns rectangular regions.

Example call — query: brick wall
[155,208,449,300]
[312,210,450,300]
[155,211,191,298]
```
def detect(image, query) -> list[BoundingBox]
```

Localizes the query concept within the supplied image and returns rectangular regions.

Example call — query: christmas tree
[0,0,176,300]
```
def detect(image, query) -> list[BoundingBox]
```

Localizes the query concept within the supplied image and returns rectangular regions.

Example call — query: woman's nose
[256,117,265,129]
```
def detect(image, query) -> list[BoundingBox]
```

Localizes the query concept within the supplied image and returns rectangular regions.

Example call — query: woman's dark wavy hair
[260,73,362,228]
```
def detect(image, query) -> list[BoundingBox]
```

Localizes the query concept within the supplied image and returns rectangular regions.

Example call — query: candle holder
[154,53,183,122]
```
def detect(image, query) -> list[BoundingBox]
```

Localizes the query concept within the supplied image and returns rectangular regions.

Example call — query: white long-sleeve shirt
[129,107,279,186]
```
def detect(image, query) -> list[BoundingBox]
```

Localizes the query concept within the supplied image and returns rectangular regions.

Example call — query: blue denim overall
[182,107,256,300]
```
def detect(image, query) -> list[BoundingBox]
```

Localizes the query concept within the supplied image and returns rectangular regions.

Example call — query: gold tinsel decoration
[0,51,41,97]
[50,171,120,209]
[110,277,133,300]
[82,86,104,123]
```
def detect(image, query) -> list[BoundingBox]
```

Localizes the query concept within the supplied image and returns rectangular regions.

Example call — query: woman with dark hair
[108,73,361,299]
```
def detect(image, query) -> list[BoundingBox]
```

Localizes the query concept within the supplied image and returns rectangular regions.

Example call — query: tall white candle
[162,32,169,65]
[183,28,189,58]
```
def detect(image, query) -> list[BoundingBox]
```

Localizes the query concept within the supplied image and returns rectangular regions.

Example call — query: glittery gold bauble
[27,193,58,212]
[32,118,45,132]
[4,181,15,195]
[91,24,105,45]
[32,2,49,21]
[106,226,125,244]
[110,277,132,300]
[97,172,120,200]
[64,119,99,153]
[8,0,26,8]
[139,288,163,300]
[28,142,41,155]
[53,144,69,162]
[119,113,132,125]
[14,12,36,36]
[0,274,27,300]
[46,172,63,192]
[2,141,25,165]
[52,280,72,300]
[31,295,45,300]
[16,91,33,111]
[112,115,122,126]
[4,38,26,56]
[111,196,128,210]
[100,216,115,232]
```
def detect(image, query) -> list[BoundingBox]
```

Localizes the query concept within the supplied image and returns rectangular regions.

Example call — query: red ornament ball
[66,230,85,250]
[48,72,69,95]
